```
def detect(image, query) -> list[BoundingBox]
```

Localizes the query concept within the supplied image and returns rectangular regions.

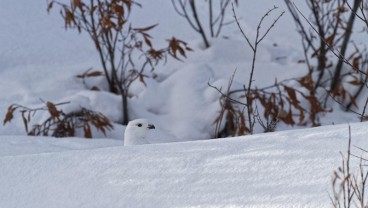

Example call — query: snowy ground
[1,0,368,207]
[1,122,367,207]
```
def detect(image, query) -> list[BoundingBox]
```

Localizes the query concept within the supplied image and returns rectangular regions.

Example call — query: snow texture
[1,123,368,207]
[1,0,368,207]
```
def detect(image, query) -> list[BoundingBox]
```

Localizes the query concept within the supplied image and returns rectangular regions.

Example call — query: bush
[3,101,112,138]
[48,0,191,124]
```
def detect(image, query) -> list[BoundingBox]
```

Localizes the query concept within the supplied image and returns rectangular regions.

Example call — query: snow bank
[1,122,367,207]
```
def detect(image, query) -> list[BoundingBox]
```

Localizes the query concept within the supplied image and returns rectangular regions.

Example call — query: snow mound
[1,122,368,207]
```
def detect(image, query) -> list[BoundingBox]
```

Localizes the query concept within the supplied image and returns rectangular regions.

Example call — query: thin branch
[188,0,210,48]
[214,0,232,37]
[360,96,368,122]
[209,0,214,37]
[208,81,248,107]
[172,0,200,32]
[330,0,363,93]
[257,7,285,44]
[232,3,254,51]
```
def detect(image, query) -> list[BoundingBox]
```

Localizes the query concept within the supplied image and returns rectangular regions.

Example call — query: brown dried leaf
[238,113,249,135]
[305,95,324,114]
[47,101,60,120]
[298,73,315,94]
[86,71,104,77]
[47,1,53,13]
[348,79,362,86]
[101,116,113,129]
[283,109,295,125]
[298,111,305,125]
[101,16,116,29]
[122,0,133,12]
[139,74,147,87]
[352,56,360,71]
[148,49,164,60]
[76,70,104,79]
[90,86,101,91]
[185,46,193,51]
[112,4,124,15]
[361,115,368,121]
[83,123,92,138]
[143,35,152,48]
[348,93,358,109]
[3,105,16,125]
[72,0,81,10]
[28,127,37,136]
[338,6,348,13]
[325,34,335,47]
[167,37,191,60]
[64,10,75,28]
[134,24,158,32]
[284,86,299,106]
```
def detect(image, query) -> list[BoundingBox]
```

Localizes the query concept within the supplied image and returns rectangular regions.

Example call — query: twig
[208,81,248,107]
[232,3,254,51]
[257,7,285,44]
[292,2,368,77]
[232,4,284,133]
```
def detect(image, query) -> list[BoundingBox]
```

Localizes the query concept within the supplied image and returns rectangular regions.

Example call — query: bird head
[124,118,155,146]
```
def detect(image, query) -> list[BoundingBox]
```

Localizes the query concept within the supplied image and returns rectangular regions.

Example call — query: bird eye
[137,123,142,127]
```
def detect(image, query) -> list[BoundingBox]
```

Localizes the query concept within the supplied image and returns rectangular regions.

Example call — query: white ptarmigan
[124,119,156,146]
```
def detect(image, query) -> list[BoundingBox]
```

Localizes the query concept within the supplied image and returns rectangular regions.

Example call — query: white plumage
[124,119,156,146]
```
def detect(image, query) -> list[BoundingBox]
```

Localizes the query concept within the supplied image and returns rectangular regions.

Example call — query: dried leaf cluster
[211,72,328,137]
[3,101,113,138]
[212,0,368,138]
[286,0,368,118]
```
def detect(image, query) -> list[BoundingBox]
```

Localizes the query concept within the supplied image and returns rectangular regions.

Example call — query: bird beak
[147,124,155,129]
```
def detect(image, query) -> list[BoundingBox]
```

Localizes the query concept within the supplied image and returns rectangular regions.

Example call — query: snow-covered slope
[1,1,368,207]
[1,122,367,208]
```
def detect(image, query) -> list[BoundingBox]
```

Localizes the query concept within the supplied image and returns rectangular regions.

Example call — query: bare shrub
[3,101,113,138]
[209,5,328,137]
[210,70,327,136]
[285,0,368,116]
[211,71,250,137]
[47,0,191,124]
[330,125,368,208]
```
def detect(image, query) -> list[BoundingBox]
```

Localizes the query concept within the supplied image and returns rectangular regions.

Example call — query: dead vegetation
[209,1,368,138]
[330,126,368,208]
[47,0,191,125]
[3,101,112,138]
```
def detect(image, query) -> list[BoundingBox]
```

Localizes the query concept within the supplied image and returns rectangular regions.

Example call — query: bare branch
[292,2,368,77]
[232,3,254,51]
[257,7,285,44]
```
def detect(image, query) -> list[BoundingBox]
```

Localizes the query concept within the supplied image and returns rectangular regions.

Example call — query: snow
[1,122,367,207]
[1,0,368,207]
